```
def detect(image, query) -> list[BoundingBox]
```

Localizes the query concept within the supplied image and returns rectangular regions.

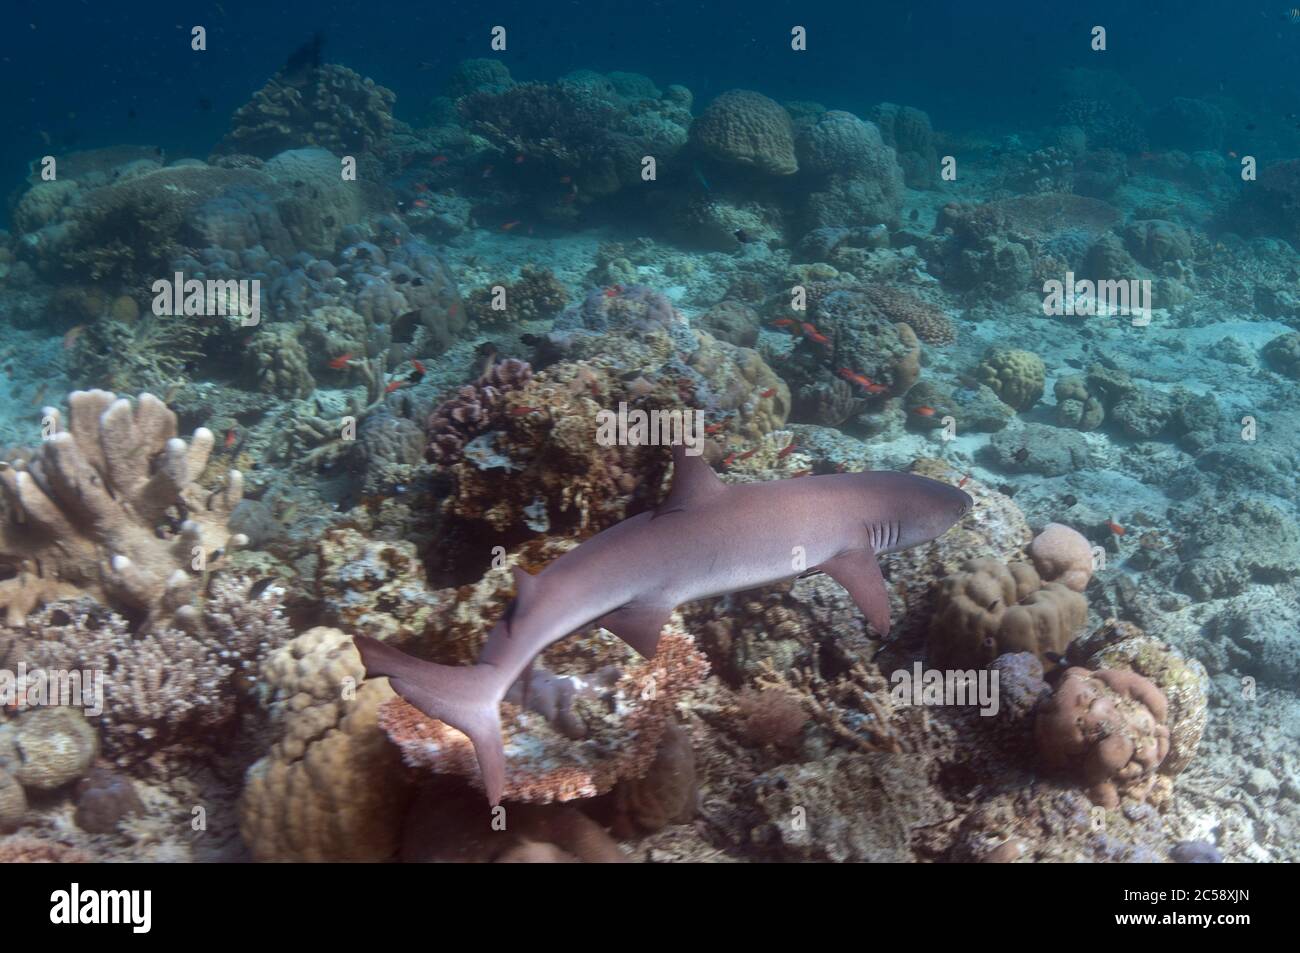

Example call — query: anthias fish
[355,445,972,805]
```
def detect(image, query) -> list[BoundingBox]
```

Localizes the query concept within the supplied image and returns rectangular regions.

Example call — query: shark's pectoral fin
[595,602,673,658]
[819,551,893,637]
[656,444,726,518]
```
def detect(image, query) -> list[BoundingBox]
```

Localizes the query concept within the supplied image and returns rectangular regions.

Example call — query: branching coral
[0,390,245,629]
[217,64,396,159]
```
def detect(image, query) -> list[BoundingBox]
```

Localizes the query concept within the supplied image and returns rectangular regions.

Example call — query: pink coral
[1029,522,1094,593]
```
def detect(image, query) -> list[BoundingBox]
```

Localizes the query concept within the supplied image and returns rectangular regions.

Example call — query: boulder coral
[975,348,1046,412]
[239,627,412,862]
[1035,667,1170,808]
[1028,522,1094,593]
[690,90,799,175]
[928,558,1088,670]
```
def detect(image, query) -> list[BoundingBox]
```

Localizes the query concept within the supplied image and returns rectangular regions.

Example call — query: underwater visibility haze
[0,0,1298,867]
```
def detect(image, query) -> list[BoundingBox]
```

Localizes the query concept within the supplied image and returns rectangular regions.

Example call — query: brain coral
[976,348,1046,411]
[4,707,98,791]
[239,627,412,862]
[690,90,798,175]
[928,558,1088,670]
[1029,522,1093,593]
[1035,667,1170,808]
[796,110,888,176]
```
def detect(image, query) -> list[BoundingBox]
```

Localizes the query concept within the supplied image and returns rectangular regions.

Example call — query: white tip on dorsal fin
[657,444,726,516]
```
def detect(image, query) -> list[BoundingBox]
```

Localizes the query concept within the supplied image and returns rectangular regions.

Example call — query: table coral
[1035,667,1170,808]
[0,390,244,629]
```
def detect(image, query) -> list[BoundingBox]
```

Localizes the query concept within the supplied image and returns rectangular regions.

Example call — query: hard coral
[690,89,799,175]
[1029,522,1094,593]
[976,348,1046,412]
[426,358,533,465]
[1035,667,1170,808]
[0,390,244,629]
[239,627,412,862]
[216,64,396,158]
[928,558,1088,670]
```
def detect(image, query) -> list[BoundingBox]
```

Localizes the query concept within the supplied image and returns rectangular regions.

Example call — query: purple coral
[425,358,533,464]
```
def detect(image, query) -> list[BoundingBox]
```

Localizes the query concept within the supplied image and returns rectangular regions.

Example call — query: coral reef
[975,348,1046,412]
[690,90,798,175]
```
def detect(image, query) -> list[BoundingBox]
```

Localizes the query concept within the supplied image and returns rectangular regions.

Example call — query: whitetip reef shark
[355,445,972,805]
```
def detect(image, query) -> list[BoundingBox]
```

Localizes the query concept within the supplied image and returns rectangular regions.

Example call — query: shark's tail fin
[353,634,508,806]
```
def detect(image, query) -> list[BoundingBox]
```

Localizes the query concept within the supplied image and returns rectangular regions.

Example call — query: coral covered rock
[1029,522,1094,592]
[975,348,1046,411]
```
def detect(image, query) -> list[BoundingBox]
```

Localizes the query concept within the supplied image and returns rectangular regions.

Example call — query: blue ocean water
[0,0,1296,868]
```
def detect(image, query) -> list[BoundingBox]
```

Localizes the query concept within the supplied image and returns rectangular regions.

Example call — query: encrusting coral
[0,390,245,629]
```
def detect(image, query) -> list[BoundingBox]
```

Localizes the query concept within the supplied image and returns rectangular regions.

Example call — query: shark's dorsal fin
[818,550,893,636]
[595,601,673,658]
[511,566,540,614]
[657,444,726,517]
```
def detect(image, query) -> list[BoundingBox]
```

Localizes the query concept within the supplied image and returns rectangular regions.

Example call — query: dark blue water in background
[3,0,1299,214]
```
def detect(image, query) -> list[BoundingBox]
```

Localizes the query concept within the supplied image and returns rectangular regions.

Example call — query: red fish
[501,220,521,231]
[864,382,888,395]
[224,428,238,449]
[1106,519,1126,536]
[412,199,429,209]
[704,422,725,435]
[837,368,873,389]
[412,360,426,376]
[431,155,449,165]
[737,448,758,461]
[777,441,798,459]
[759,387,776,399]
[603,285,623,298]
[385,380,405,394]
[912,406,936,417]
[511,406,540,416]
[722,452,737,468]
[957,474,971,489]
[328,353,353,369]
[771,318,796,328]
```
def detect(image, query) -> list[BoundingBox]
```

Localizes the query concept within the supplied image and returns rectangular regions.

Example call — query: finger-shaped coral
[0,390,243,627]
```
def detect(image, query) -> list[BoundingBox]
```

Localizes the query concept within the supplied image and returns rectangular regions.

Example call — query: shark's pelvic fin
[353,634,509,806]
[595,601,674,658]
[657,444,726,516]
[819,551,893,636]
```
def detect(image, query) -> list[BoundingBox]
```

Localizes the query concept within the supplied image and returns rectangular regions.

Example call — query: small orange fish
[431,155,449,165]
[704,422,725,435]
[501,220,521,231]
[328,353,353,369]
[958,474,971,489]
[412,360,426,376]
[771,318,796,328]
[515,153,526,164]
[759,387,776,399]
[511,405,540,416]
[224,428,238,449]
[384,380,405,394]
[808,332,831,346]
[722,452,737,468]
[603,285,623,298]
[801,322,817,335]
[1106,519,1126,536]
[738,448,758,461]
[864,382,888,395]
[412,199,429,209]
[912,406,936,417]
[777,441,798,459]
